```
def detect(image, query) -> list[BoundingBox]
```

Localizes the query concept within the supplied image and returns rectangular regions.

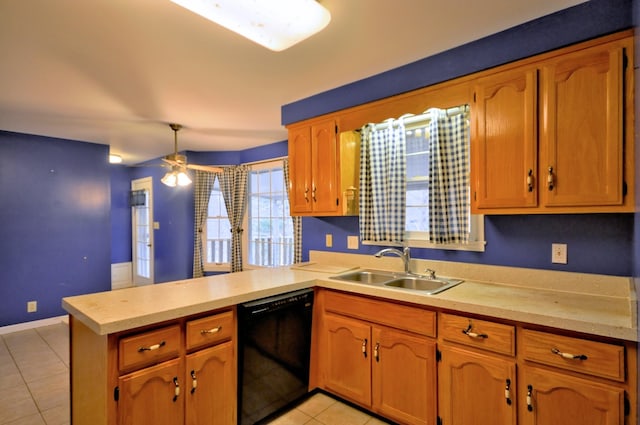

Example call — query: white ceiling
[0,0,586,164]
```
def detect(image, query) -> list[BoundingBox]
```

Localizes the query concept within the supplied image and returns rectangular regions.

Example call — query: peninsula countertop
[62,259,638,342]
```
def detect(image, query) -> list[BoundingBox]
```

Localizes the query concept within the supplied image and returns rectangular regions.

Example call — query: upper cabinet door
[472,67,538,211]
[540,43,625,207]
[311,120,340,213]
[288,126,313,214]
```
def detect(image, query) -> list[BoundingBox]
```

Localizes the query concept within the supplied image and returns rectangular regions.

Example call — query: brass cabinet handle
[374,342,380,363]
[527,169,534,192]
[173,377,180,402]
[527,385,533,411]
[362,338,368,358]
[312,185,317,202]
[304,187,309,203]
[551,347,588,360]
[547,166,554,191]
[138,340,166,352]
[200,326,222,335]
[462,324,488,339]
[190,370,197,394]
[505,379,512,405]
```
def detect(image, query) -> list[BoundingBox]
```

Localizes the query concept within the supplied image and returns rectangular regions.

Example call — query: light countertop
[62,254,638,341]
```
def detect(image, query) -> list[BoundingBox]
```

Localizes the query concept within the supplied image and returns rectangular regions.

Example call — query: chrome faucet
[374,247,412,274]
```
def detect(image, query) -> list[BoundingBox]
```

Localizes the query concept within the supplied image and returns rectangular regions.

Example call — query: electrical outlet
[27,301,37,313]
[551,243,567,264]
[325,234,333,248]
[347,236,359,250]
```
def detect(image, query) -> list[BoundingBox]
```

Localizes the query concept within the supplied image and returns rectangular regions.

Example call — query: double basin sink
[330,269,463,295]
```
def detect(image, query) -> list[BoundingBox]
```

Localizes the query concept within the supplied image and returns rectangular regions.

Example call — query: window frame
[202,176,232,273]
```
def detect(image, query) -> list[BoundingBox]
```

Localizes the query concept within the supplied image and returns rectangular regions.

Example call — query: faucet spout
[374,247,411,274]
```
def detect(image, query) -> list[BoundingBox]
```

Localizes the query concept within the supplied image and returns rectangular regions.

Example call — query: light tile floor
[0,322,390,425]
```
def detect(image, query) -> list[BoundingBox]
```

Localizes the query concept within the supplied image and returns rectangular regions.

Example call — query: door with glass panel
[131,177,154,285]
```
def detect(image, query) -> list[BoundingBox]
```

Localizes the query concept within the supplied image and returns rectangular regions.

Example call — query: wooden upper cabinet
[472,33,634,214]
[473,67,538,210]
[540,42,625,208]
[287,118,360,216]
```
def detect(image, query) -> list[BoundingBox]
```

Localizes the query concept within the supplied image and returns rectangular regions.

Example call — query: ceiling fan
[161,123,223,186]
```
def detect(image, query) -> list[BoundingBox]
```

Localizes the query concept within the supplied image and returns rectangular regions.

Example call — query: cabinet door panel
[473,67,537,209]
[540,44,624,207]
[185,342,235,425]
[373,327,437,425]
[520,366,623,425]
[288,127,313,213]
[439,345,516,425]
[118,358,184,425]
[324,314,372,406]
[311,120,339,213]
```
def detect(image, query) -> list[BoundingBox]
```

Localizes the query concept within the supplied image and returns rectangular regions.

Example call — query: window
[245,161,294,267]
[203,178,231,271]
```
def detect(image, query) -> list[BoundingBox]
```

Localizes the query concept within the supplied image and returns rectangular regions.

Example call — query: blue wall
[0,131,111,326]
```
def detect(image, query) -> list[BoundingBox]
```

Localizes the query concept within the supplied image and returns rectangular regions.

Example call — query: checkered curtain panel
[192,170,219,278]
[359,119,407,243]
[427,109,470,243]
[283,159,303,263]
[219,165,249,273]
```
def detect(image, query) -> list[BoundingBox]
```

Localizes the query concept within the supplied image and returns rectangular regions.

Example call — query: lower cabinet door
[372,326,437,425]
[438,345,516,425]
[118,358,185,425]
[324,313,372,406]
[185,341,235,425]
[520,366,624,425]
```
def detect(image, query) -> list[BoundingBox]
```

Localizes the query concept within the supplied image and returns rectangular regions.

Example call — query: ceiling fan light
[161,171,178,187]
[170,0,331,51]
[177,170,192,186]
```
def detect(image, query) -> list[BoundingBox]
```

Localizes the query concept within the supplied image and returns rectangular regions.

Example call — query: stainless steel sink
[331,269,395,284]
[384,277,463,294]
[331,269,463,295]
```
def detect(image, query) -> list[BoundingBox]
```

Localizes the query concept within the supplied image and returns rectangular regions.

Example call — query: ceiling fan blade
[186,163,224,173]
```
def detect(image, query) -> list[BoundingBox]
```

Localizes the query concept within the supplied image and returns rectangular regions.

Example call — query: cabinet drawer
[323,290,436,337]
[119,325,181,372]
[186,310,234,351]
[440,313,515,356]
[521,329,625,382]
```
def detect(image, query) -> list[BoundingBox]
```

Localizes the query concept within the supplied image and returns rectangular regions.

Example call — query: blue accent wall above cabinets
[110,164,133,264]
[0,131,111,326]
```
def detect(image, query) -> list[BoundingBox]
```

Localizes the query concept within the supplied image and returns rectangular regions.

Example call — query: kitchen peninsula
[63,252,638,425]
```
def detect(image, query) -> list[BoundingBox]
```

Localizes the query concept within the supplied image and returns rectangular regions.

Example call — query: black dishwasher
[238,288,314,425]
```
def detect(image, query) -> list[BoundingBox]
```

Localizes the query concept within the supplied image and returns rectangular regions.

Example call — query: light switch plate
[347,236,359,250]
[551,243,567,264]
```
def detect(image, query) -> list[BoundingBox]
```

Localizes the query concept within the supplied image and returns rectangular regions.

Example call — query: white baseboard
[112,262,133,290]
[0,315,69,335]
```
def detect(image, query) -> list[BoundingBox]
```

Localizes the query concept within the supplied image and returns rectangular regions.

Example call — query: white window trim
[203,176,231,273]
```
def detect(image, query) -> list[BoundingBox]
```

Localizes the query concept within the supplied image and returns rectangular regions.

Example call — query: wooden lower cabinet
[319,293,437,425]
[438,345,516,425]
[185,342,235,425]
[118,358,185,425]
[519,366,624,425]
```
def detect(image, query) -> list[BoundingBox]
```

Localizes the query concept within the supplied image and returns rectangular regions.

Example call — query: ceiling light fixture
[109,154,122,164]
[170,0,331,51]
[161,166,193,187]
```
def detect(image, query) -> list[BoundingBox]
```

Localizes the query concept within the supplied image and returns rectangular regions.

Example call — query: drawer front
[186,310,234,350]
[440,313,515,356]
[119,325,181,372]
[323,290,436,337]
[521,329,625,381]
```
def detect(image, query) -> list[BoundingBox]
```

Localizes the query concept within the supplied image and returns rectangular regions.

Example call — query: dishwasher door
[238,289,314,425]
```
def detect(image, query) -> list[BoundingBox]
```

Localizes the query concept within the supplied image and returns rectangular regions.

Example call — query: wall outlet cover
[347,236,359,250]
[552,243,568,264]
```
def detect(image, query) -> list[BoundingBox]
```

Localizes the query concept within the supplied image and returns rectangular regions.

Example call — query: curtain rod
[365,105,469,131]
[203,155,288,170]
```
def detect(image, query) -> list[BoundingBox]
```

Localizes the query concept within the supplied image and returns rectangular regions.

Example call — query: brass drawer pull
[462,324,488,339]
[200,326,222,335]
[138,340,166,352]
[551,347,588,360]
